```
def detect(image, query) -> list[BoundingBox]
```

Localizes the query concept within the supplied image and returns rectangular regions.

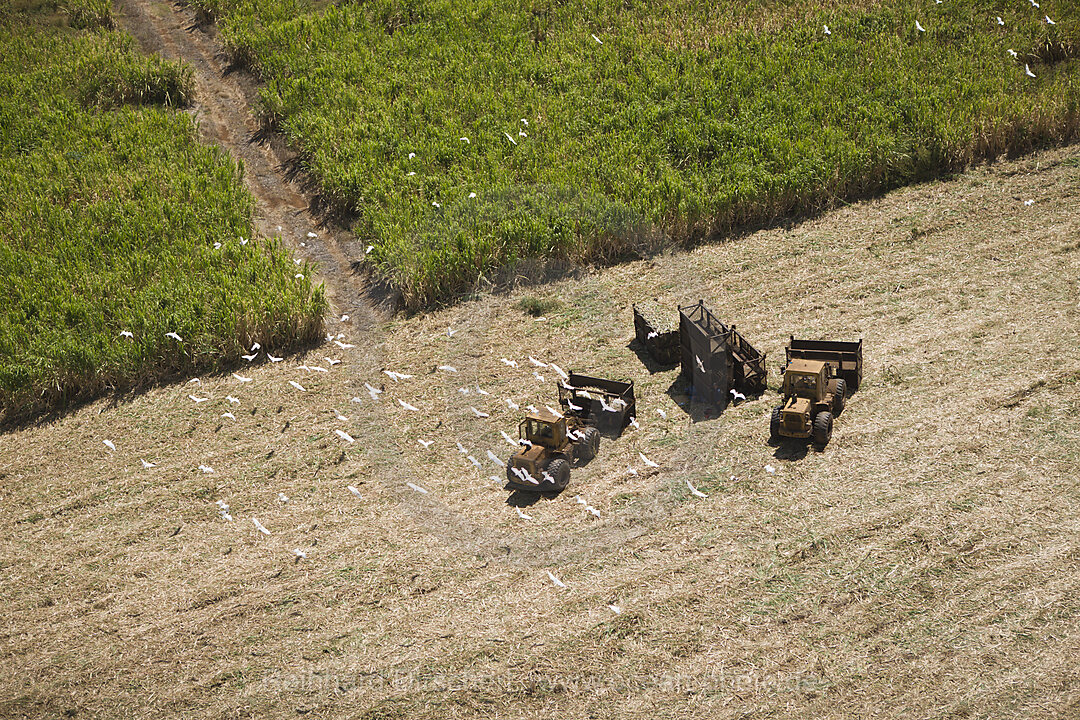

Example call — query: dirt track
[115,0,383,338]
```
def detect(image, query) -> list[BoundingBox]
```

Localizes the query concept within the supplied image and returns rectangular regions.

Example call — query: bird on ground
[350,396,363,404]
[221,412,236,420]
[915,20,926,32]
[383,370,411,381]
[1025,64,1036,78]
[340,314,350,322]
[639,452,659,468]
[334,341,355,349]
[141,459,156,469]
[656,408,667,419]
[347,485,362,498]
[516,507,533,520]
[220,511,233,522]
[765,464,776,474]
[823,25,831,35]
[533,371,545,383]
[586,506,600,518]
[214,242,222,250]
[446,327,456,338]
[166,332,183,342]
[119,330,134,339]
[504,132,517,145]
[335,429,355,443]
[460,137,470,144]
[252,518,271,535]
[574,495,588,506]
[608,604,622,614]
[398,399,420,412]
[1007,49,1018,58]
[407,482,429,494]
[289,381,307,392]
[526,404,539,414]
[591,33,603,45]
[103,439,116,452]
[199,465,215,473]
[293,549,307,561]
[547,571,566,588]
[233,373,252,383]
[364,383,382,401]
[628,416,640,429]
[475,385,490,396]
[306,365,329,373]
[242,353,258,361]
[432,201,441,209]
[470,407,490,418]
[627,466,638,476]
[521,118,529,126]
[278,493,289,503]
[996,16,1004,25]
[1024,199,1035,206]
[500,357,518,368]
[686,480,708,498]
[468,455,482,469]
[326,358,341,366]
[216,500,229,510]
[506,398,520,410]
[307,231,318,238]
[268,353,283,362]
[487,450,505,467]
[189,395,210,403]
[408,152,416,160]
[418,439,434,449]
[458,387,472,395]
[225,395,240,404]
[295,274,304,279]
[519,130,527,138]
[646,331,658,339]
[529,356,547,367]
[335,412,348,421]
[438,365,458,373]
[456,442,469,454]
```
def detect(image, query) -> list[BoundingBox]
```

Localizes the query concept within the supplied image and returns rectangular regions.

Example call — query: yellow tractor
[770,359,846,449]
[505,409,600,492]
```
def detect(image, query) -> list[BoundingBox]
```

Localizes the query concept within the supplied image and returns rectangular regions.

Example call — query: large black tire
[812,411,833,449]
[576,427,601,462]
[833,378,847,415]
[546,458,571,491]
[770,406,782,440]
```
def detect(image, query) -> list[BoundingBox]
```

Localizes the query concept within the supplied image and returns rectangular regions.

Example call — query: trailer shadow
[626,339,679,374]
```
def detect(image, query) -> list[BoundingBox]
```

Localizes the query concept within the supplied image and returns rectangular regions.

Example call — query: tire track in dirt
[115,0,383,350]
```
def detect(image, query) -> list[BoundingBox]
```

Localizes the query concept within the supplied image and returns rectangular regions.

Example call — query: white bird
[119,330,133,339]
[432,201,441,209]
[656,408,667,419]
[506,398,520,410]
[103,439,116,452]
[408,152,416,160]
[438,365,458,373]
[646,331,658,339]
[467,455,482,469]
[628,416,640,429]
[418,439,434,449]
[240,238,248,245]
[189,395,210,403]
[456,442,469,454]
[730,389,746,402]
[447,327,456,339]
[460,137,470,144]
[501,431,519,447]
[141,459,156,468]
[546,571,566,587]
[542,470,555,484]
[214,242,222,250]
[326,358,341,366]
[220,512,233,522]
[241,353,258,361]
[278,492,289,503]
[166,332,182,342]
[1045,15,1055,26]
[500,358,518,367]
[347,485,362,498]
[550,363,569,381]
[591,33,603,45]
[695,355,705,373]
[350,396,363,404]
[252,518,271,535]
[215,500,229,510]
[686,479,708,498]
[528,356,547,367]
[365,245,374,254]
[406,171,416,177]
[458,387,471,395]
[335,412,348,421]
[293,549,307,560]
[475,385,490,396]
[250,342,261,352]
[526,404,539,414]
[586,505,600,518]
[765,464,776,474]
[574,495,588,506]
[470,407,490,418]
[533,371,545,383]
[407,481,429,495]
[1030,0,1040,7]
[515,507,533,520]
[545,405,564,419]
[383,370,411,381]
[627,466,638,476]
[306,365,328,373]
[335,429,355,443]
[566,400,583,412]
[307,231,318,238]
[398,399,420,412]
[199,464,215,473]
[232,373,252,383]
[334,341,355,349]
[289,380,306,392]
[295,274,304,279]
[340,314,350,322]
[915,20,925,32]
[1007,48,1018,58]
[468,192,477,199]
[599,397,616,413]
[519,130,527,138]
[268,353,283,362]
[504,132,517,146]
[221,412,236,420]
[639,452,659,468]
[823,24,831,35]
[996,16,1004,26]
[608,604,622,615]
[1025,63,1036,78]
[487,450,506,467]
[364,383,382,400]
[1024,199,1035,206]
[521,118,529,126]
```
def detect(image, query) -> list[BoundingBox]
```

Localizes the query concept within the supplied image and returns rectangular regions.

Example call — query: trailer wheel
[813,412,833,449]
[546,459,571,490]
[833,379,847,415]
[577,427,601,461]
[770,407,782,440]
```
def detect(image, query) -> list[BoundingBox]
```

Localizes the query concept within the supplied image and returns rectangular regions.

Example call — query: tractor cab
[520,411,567,450]
[782,359,828,402]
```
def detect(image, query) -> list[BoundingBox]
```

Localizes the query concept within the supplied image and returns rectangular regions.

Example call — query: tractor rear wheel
[812,411,833,449]
[770,407,782,440]
[505,462,518,485]
[546,458,571,491]
[833,379,847,414]
[576,427,601,462]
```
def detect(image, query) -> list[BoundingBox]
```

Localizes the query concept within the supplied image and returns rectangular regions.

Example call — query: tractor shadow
[767,436,812,461]
[505,489,560,506]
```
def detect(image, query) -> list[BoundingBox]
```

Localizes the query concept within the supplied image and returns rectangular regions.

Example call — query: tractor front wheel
[770,407,782,440]
[813,411,833,449]
[546,458,571,491]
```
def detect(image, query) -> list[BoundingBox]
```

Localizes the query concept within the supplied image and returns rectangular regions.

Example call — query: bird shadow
[626,338,679,375]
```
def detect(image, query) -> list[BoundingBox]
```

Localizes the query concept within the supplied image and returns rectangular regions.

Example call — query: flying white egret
[516,507,533,520]
[189,395,210,403]
[438,365,458,373]
[232,373,252,383]
[639,452,659,468]
[407,481,429,494]
[347,485,362,498]
[501,358,518,367]
[119,330,133,339]
[289,381,306,392]
[418,439,434,449]
[528,356,547,367]
[141,459,156,469]
[686,479,708,498]
[765,464,776,474]
[335,429,355,443]
[470,407,490,418]
[398,399,420,412]
[591,33,603,45]
[221,412,236,420]
[506,398,520,410]
[627,466,638,476]
[1025,63,1036,78]
[334,341,355,349]
[268,353,283,362]
[823,25,831,35]
[166,332,182,342]
[242,353,257,361]
[252,518,271,535]
[199,465,215,473]
[629,416,640,429]
[504,132,517,145]
[487,450,505,467]
[102,439,116,451]
[326,358,341,366]
[278,493,289,503]
[915,20,926,32]
[547,571,566,588]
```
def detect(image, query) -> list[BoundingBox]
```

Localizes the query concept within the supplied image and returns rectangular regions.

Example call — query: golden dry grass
[2,144,1080,718]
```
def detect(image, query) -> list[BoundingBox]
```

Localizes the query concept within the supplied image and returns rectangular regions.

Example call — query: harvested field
[2,143,1078,718]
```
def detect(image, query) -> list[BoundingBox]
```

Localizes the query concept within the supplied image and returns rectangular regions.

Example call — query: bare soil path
[115,0,384,342]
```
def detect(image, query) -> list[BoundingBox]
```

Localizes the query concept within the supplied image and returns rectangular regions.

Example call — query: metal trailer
[557,371,636,436]
[632,301,680,366]
[784,337,863,390]
[678,301,768,408]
